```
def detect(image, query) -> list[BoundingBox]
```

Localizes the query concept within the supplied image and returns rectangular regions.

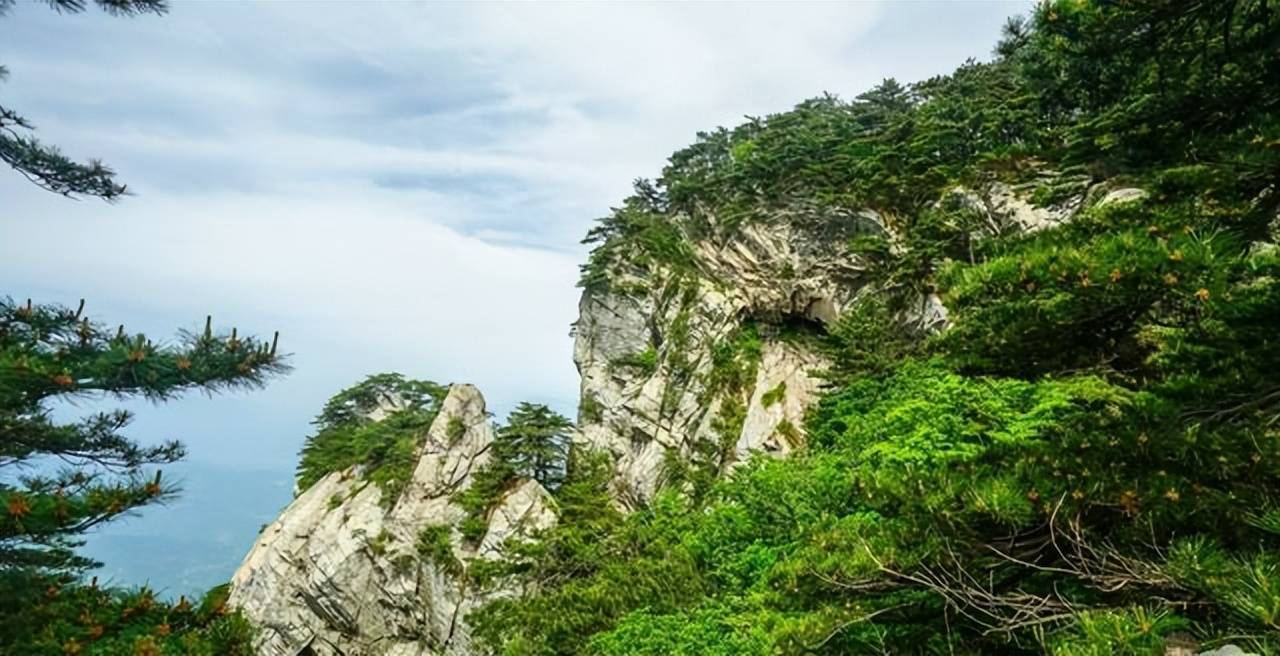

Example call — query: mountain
[229,3,1280,655]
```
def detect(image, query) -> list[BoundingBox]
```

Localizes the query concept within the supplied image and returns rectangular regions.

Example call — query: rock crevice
[231,181,1100,654]
[229,385,554,656]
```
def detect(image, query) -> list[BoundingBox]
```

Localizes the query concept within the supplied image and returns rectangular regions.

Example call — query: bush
[0,574,254,655]
[471,2,1280,654]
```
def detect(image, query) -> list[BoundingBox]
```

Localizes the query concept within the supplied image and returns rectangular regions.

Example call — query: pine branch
[1,0,166,199]
[0,105,128,200]
[0,298,287,575]
[0,298,291,404]
[0,470,179,570]
[38,0,167,16]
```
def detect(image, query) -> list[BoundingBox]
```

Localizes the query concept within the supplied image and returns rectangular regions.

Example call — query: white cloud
[0,179,581,426]
[0,0,1030,463]
[1,0,1031,594]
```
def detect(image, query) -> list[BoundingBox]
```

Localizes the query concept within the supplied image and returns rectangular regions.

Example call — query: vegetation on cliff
[472,2,1280,654]
[296,374,575,548]
[296,373,448,500]
[455,402,573,542]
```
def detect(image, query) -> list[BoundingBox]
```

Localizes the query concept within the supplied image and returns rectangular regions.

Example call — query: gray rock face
[233,181,1101,654]
[734,340,828,462]
[1197,646,1257,656]
[229,385,555,656]
[573,216,864,506]
[571,178,1106,504]
[946,180,1083,236]
[1098,186,1149,207]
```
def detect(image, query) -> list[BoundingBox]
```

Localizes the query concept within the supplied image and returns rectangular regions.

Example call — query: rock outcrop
[570,174,1113,504]
[229,385,555,656]
[573,215,869,505]
[231,180,1100,654]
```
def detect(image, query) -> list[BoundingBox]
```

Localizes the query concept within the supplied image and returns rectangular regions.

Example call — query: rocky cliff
[228,177,1104,656]
[230,3,1280,649]
[228,219,867,655]
[229,385,554,656]
[572,214,867,506]
[569,175,1120,505]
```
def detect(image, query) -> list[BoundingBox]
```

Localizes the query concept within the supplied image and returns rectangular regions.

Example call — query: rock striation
[572,215,868,506]
[231,180,1102,654]
[568,181,1091,504]
[229,385,554,656]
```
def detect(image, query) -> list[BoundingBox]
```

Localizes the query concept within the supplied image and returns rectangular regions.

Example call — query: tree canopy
[473,2,1280,654]
[495,402,572,492]
[295,373,448,499]
[0,303,287,575]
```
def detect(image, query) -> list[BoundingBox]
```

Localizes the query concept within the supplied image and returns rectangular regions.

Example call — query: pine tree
[495,403,572,491]
[0,303,288,575]
[474,3,1280,654]
[0,0,166,199]
[0,0,285,581]
[853,78,913,120]
[1,3,287,652]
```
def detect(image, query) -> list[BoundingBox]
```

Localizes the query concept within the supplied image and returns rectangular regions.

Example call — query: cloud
[0,0,1030,593]
[2,2,1026,246]
[0,1,1034,461]
[0,0,1032,457]
[1,179,582,436]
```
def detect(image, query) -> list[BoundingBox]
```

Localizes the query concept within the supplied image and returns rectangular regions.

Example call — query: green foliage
[586,602,769,656]
[417,524,462,577]
[0,0,166,199]
[1016,0,1280,184]
[0,0,167,17]
[0,4,284,650]
[703,324,763,403]
[0,299,287,575]
[477,356,1278,653]
[455,457,512,544]
[578,393,604,425]
[609,347,657,376]
[469,452,701,656]
[759,381,786,407]
[475,2,1280,654]
[454,403,573,544]
[1218,553,1280,632]
[772,419,800,449]
[580,183,694,292]
[1048,607,1189,656]
[822,293,923,382]
[445,416,466,445]
[496,403,573,491]
[660,324,764,498]
[295,373,447,499]
[577,60,1049,291]
[367,529,392,557]
[0,573,253,655]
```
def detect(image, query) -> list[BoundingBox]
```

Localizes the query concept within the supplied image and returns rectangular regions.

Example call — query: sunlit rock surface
[229,385,554,656]
[232,182,1096,654]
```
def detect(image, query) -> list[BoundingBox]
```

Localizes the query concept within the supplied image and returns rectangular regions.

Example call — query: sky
[0,0,1029,598]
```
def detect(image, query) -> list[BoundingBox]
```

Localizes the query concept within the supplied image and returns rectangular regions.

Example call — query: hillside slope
[233,2,1280,655]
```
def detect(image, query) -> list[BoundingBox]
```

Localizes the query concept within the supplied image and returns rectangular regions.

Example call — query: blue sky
[0,0,1028,597]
